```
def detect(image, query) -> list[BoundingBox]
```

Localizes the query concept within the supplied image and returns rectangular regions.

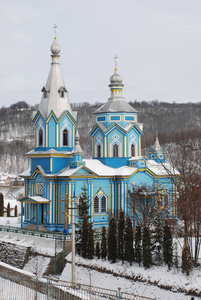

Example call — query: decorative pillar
[37,203,39,231]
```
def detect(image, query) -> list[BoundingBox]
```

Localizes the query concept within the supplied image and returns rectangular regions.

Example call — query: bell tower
[90,61,143,168]
[28,35,81,174]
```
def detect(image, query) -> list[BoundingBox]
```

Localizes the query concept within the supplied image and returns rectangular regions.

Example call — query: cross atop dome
[114,54,118,71]
[54,24,57,39]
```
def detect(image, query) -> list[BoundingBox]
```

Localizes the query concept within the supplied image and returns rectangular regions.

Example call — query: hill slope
[1,100,201,174]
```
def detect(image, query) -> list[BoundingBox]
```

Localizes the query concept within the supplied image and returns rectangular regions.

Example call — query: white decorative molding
[110,133,122,157]
[128,133,137,156]
[95,134,103,157]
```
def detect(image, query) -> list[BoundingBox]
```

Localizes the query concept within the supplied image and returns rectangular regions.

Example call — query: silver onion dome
[51,37,61,55]
[110,69,123,84]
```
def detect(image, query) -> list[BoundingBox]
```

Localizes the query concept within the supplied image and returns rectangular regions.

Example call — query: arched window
[113,144,118,157]
[94,196,99,213]
[101,195,106,212]
[63,129,68,146]
[131,144,135,157]
[39,128,43,146]
[97,145,101,158]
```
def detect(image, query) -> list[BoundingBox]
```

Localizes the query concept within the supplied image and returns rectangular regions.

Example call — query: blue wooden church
[19,37,178,232]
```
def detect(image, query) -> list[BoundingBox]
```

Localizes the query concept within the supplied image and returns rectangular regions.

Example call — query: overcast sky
[1,0,201,107]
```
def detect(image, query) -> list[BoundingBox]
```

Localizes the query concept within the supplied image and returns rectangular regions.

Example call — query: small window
[61,90,65,98]
[113,144,118,157]
[131,144,135,157]
[63,129,68,146]
[37,183,44,195]
[97,145,101,158]
[39,128,43,146]
[94,196,99,213]
[101,195,106,212]
[43,91,47,99]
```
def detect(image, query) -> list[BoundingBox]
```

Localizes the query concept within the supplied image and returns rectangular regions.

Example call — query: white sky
[1,0,201,107]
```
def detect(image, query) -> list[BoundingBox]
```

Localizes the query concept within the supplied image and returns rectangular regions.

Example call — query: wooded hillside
[1,100,201,174]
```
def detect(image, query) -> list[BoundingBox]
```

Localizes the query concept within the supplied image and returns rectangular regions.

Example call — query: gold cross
[61,193,70,230]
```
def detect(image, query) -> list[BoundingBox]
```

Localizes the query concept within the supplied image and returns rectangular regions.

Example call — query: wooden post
[62,192,76,285]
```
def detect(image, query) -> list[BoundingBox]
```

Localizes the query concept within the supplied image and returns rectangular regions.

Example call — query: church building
[19,36,178,232]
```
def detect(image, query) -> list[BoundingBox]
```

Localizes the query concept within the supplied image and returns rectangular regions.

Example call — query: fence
[0,274,156,300]
[0,225,70,241]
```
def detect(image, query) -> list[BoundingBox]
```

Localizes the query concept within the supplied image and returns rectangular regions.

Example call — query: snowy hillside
[1,100,201,174]
[0,217,200,299]
[61,254,201,299]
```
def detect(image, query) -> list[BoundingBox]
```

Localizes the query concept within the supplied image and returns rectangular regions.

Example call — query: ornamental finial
[114,54,118,71]
[156,129,158,139]
[54,24,57,39]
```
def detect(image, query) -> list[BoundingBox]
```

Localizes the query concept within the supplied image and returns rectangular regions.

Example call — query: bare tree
[162,133,201,264]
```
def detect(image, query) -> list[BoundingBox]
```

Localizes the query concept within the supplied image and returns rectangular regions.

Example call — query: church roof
[27,148,73,156]
[39,37,72,119]
[95,99,137,114]
[94,67,137,114]
[147,160,180,176]
[153,137,161,150]
[83,159,137,176]
[19,196,50,204]
[21,158,179,179]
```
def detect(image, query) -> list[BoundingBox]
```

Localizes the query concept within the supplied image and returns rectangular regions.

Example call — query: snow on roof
[84,159,137,177]
[57,159,137,177]
[19,159,179,180]
[1,175,9,180]
[115,165,138,176]
[129,156,146,161]
[20,168,31,177]
[27,148,73,155]
[57,166,83,177]
[0,173,17,179]
[19,196,50,203]
[147,160,180,176]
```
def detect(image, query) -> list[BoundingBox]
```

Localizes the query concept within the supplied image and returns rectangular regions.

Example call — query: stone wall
[0,241,30,269]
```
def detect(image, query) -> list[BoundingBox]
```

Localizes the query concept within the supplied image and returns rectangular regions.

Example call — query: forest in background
[0,100,201,174]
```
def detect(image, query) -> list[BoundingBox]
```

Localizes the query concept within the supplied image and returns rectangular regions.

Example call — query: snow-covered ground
[0,216,21,227]
[60,254,201,300]
[0,217,200,299]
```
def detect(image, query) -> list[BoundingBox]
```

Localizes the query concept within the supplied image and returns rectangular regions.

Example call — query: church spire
[108,56,124,102]
[39,35,72,119]
[153,132,161,151]
[73,126,83,154]
[148,134,166,163]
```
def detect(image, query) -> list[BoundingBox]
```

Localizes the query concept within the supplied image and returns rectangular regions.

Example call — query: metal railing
[0,274,157,300]
[0,225,70,241]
